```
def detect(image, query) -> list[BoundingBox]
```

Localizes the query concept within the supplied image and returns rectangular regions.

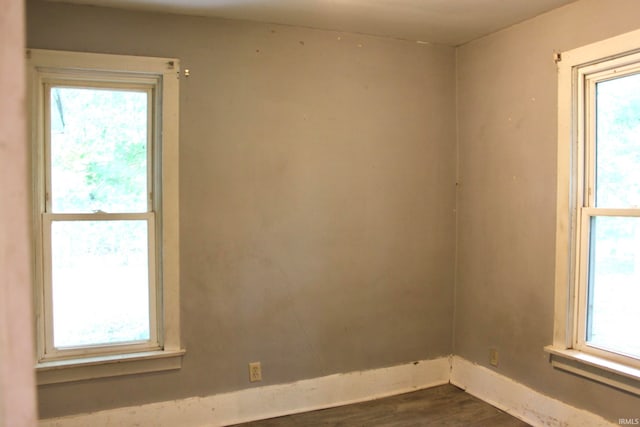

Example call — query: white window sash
[40,77,159,361]
[42,79,157,215]
[574,208,640,369]
[40,212,159,360]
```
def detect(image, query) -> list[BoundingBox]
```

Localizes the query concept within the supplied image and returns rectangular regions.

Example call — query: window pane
[50,87,148,213]
[51,220,151,348]
[595,73,640,208]
[586,216,640,358]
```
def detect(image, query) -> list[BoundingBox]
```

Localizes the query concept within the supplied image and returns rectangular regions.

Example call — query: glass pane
[595,73,640,208]
[49,87,148,213]
[51,220,151,348]
[586,216,640,358]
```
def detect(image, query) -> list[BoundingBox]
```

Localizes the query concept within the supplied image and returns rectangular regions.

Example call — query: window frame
[43,78,159,359]
[547,29,640,396]
[28,49,184,384]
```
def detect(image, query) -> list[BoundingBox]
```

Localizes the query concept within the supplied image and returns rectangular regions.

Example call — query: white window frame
[547,29,640,396]
[28,49,184,384]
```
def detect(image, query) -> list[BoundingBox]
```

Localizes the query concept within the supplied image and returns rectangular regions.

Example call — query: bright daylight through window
[29,50,183,384]
[549,30,640,396]
[581,73,640,360]
[49,87,155,349]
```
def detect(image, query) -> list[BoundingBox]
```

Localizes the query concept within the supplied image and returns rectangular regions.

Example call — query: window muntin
[574,61,640,367]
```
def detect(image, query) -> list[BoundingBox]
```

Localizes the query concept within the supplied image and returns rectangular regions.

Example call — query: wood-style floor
[232,384,530,426]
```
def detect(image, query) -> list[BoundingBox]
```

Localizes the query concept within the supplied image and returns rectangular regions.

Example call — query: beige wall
[0,0,38,426]
[27,0,640,422]
[27,0,457,418]
[455,0,640,422]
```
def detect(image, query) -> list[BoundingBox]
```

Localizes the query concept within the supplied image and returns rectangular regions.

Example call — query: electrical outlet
[489,348,499,367]
[249,362,262,382]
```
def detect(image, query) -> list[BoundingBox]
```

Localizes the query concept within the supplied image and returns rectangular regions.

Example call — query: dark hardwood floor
[232,384,530,426]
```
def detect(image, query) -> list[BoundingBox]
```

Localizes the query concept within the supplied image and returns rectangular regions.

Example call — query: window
[575,68,640,364]
[548,29,640,395]
[28,49,183,384]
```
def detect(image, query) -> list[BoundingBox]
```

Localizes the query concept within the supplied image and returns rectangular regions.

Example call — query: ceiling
[46,0,578,45]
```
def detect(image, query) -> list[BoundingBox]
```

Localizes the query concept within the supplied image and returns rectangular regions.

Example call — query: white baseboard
[450,356,614,427]
[39,356,619,427]
[39,357,450,427]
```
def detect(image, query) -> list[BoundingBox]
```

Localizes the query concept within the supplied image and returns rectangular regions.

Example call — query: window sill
[36,349,186,385]
[544,346,640,396]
